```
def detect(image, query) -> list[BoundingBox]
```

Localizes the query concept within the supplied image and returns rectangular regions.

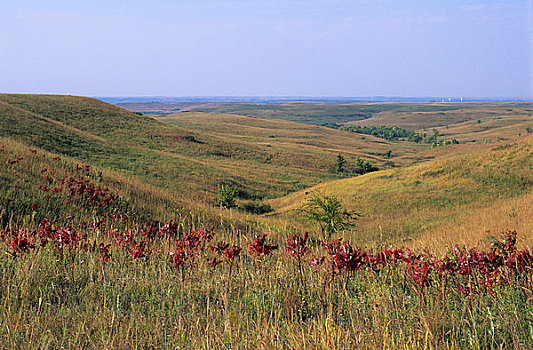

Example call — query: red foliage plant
[322,239,369,275]
[169,227,215,271]
[248,234,278,259]
[211,242,241,263]
[6,228,35,256]
[286,232,308,260]
[97,243,111,262]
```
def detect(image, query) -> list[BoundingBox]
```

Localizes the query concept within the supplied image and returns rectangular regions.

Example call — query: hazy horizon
[97,96,532,104]
[1,0,532,98]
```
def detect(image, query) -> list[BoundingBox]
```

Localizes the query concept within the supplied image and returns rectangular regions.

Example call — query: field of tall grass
[1,136,532,349]
[272,135,533,250]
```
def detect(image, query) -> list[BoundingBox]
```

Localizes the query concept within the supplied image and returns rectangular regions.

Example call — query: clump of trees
[354,156,375,174]
[335,154,378,176]
[425,129,459,148]
[324,123,459,147]
[240,201,273,214]
[336,154,346,174]
[217,184,273,214]
[324,123,423,142]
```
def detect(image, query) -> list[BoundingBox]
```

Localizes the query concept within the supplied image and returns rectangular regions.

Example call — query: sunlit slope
[271,135,533,247]
[1,94,423,202]
[413,189,533,251]
[156,112,427,166]
[351,103,533,140]
[432,111,533,143]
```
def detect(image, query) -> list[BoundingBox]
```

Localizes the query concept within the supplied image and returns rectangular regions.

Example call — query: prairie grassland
[1,138,532,349]
[350,103,532,131]
[271,135,533,248]
[156,112,427,166]
[3,240,531,349]
[432,113,533,143]
[0,136,279,236]
[1,95,533,349]
[0,95,350,202]
[178,101,469,125]
[414,189,533,251]
[1,94,430,205]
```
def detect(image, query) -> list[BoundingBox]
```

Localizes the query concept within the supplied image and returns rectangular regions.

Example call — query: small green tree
[299,193,359,238]
[354,156,373,175]
[336,154,346,174]
[426,129,439,144]
[216,184,238,209]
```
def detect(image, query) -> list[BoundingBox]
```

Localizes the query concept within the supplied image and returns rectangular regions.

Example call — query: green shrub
[336,154,345,174]
[239,201,273,214]
[216,184,238,209]
[299,193,359,238]
[354,156,377,175]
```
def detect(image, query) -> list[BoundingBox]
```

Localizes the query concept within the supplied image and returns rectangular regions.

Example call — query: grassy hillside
[432,111,533,143]
[0,136,285,240]
[0,98,219,203]
[351,103,533,137]
[2,94,529,246]
[1,96,532,348]
[2,94,419,203]
[414,189,533,250]
[155,111,427,166]
[122,99,532,146]
[2,94,529,243]
[168,101,532,144]
[1,137,531,349]
[177,101,469,124]
[156,101,531,131]
[271,135,533,249]
[0,137,189,227]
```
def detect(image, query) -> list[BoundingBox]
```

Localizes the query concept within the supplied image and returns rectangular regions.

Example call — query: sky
[1,0,532,98]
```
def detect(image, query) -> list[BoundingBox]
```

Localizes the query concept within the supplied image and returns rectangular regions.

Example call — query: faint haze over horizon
[1,0,532,99]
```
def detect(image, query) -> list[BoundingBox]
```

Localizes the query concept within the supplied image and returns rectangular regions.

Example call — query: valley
[1,94,532,348]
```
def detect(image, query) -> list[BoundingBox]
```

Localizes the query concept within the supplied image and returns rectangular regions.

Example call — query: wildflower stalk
[286,232,309,320]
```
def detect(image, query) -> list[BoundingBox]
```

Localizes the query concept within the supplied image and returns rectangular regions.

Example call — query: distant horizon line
[96,95,533,104]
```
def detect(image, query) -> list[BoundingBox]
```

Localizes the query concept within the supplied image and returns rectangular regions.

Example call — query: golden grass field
[270,134,533,249]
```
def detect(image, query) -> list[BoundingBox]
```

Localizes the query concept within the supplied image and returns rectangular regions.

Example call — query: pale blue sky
[1,0,532,98]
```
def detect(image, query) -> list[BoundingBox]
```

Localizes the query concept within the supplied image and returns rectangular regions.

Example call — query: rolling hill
[270,135,533,250]
[1,93,531,250]
[1,94,419,204]
[2,94,532,348]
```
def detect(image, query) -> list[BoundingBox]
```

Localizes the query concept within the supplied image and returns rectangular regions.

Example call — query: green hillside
[271,135,533,248]
[1,95,532,348]
[2,94,530,245]
[154,111,427,166]
[181,101,468,124]
[160,101,532,144]
[1,94,412,203]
